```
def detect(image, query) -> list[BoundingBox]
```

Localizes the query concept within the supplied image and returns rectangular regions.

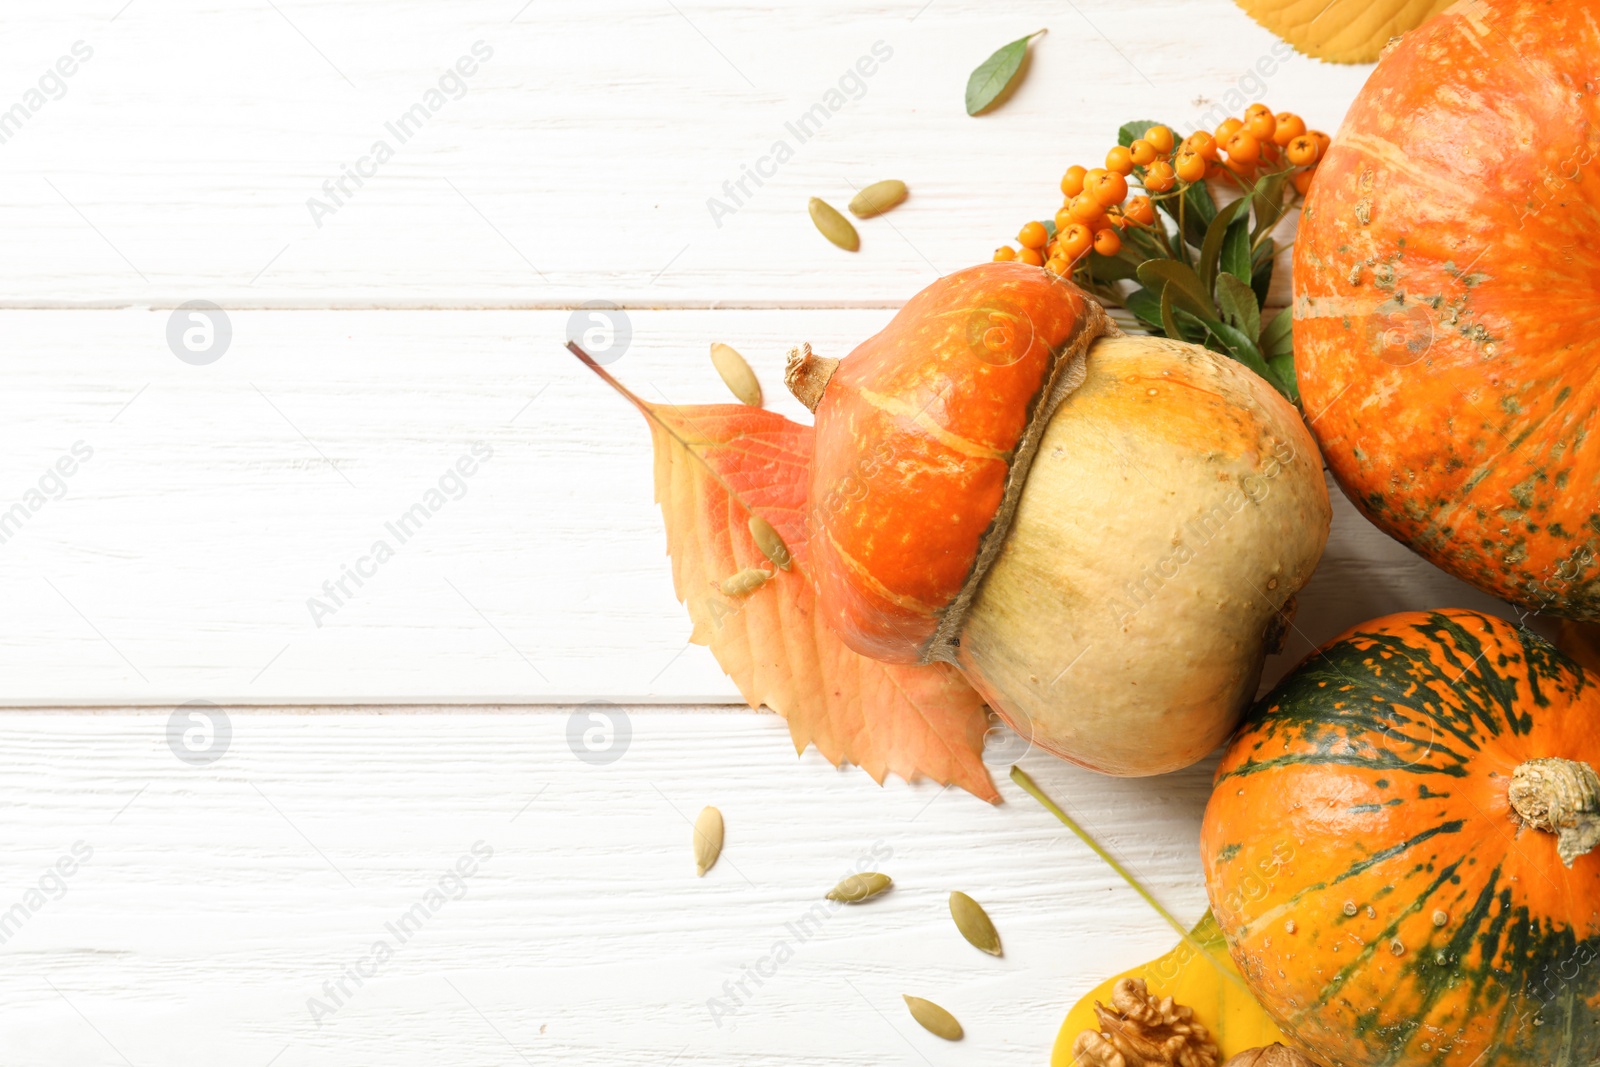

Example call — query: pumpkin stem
[784,343,837,413]
[1509,757,1600,867]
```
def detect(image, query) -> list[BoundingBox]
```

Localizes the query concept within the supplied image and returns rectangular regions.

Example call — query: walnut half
[1072,978,1221,1067]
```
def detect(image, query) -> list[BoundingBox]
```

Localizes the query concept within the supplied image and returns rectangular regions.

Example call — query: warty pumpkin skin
[1294,0,1600,619]
[1201,609,1600,1067]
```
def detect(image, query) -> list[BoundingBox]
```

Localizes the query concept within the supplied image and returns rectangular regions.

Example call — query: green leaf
[1251,237,1275,308]
[1041,217,1057,239]
[1248,170,1292,243]
[1084,250,1139,283]
[1197,198,1250,294]
[1118,120,1167,148]
[1193,313,1274,382]
[965,30,1044,116]
[1125,286,1164,331]
[1269,354,1300,404]
[1159,284,1182,342]
[1221,216,1252,287]
[1215,273,1261,342]
[1122,224,1167,261]
[1261,307,1294,358]
[1138,259,1216,320]
[1157,179,1217,250]
[1164,307,1203,343]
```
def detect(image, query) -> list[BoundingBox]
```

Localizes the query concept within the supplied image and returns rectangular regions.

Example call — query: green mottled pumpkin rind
[1203,610,1600,1067]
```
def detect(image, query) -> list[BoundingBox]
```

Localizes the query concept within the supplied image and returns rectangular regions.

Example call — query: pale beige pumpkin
[955,336,1329,776]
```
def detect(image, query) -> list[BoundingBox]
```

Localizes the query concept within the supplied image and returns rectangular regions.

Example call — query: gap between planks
[0,300,916,311]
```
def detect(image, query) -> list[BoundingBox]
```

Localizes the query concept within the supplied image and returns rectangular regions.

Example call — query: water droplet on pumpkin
[1146,388,1158,396]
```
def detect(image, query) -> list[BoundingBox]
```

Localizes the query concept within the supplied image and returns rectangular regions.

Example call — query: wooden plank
[0,0,1370,306]
[0,307,1538,705]
[0,709,1215,1065]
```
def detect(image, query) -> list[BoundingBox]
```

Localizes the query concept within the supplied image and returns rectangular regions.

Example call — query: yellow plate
[1053,911,1285,1066]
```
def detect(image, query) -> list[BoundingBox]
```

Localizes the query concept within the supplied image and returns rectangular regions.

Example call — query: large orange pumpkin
[1294,0,1600,619]
[1202,609,1600,1067]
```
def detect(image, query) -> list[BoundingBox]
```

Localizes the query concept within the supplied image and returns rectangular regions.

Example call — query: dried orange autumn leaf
[1235,0,1452,63]
[572,344,998,802]
[1053,911,1286,1065]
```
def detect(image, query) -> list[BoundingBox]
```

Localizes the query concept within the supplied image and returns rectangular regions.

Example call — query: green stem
[1009,766,1190,939]
[1176,192,1190,267]
[1008,765,1256,997]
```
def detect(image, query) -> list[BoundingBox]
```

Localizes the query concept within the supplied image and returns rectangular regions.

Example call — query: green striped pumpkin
[1201,609,1600,1067]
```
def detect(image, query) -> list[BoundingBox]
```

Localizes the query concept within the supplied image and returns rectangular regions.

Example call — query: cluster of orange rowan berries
[994,105,1328,277]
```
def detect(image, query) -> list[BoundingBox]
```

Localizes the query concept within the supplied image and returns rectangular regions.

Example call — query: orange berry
[1174,150,1206,183]
[1184,131,1219,161]
[1224,130,1261,165]
[1087,170,1129,207]
[1143,159,1176,192]
[1144,125,1175,154]
[1054,207,1076,232]
[1092,228,1122,257]
[1105,145,1135,175]
[1246,111,1276,140]
[1018,220,1048,250]
[1273,112,1306,146]
[1083,168,1108,190]
[1214,117,1243,144]
[1018,246,1045,267]
[1310,130,1331,156]
[1060,165,1088,198]
[1059,223,1094,259]
[1069,193,1106,222]
[1045,256,1069,276]
[1292,167,1316,195]
[1128,139,1158,166]
[1124,195,1155,226]
[993,245,1017,262]
[1244,103,1272,122]
[1286,135,1320,166]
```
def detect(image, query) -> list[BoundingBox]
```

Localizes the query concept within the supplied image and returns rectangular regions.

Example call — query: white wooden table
[0,3,1520,1063]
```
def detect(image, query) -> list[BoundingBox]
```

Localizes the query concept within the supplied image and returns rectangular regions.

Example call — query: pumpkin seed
[948,891,1002,956]
[808,197,859,251]
[826,871,892,903]
[848,180,908,218]
[720,568,770,598]
[748,515,792,571]
[710,342,762,407]
[693,806,723,876]
[903,995,963,1040]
